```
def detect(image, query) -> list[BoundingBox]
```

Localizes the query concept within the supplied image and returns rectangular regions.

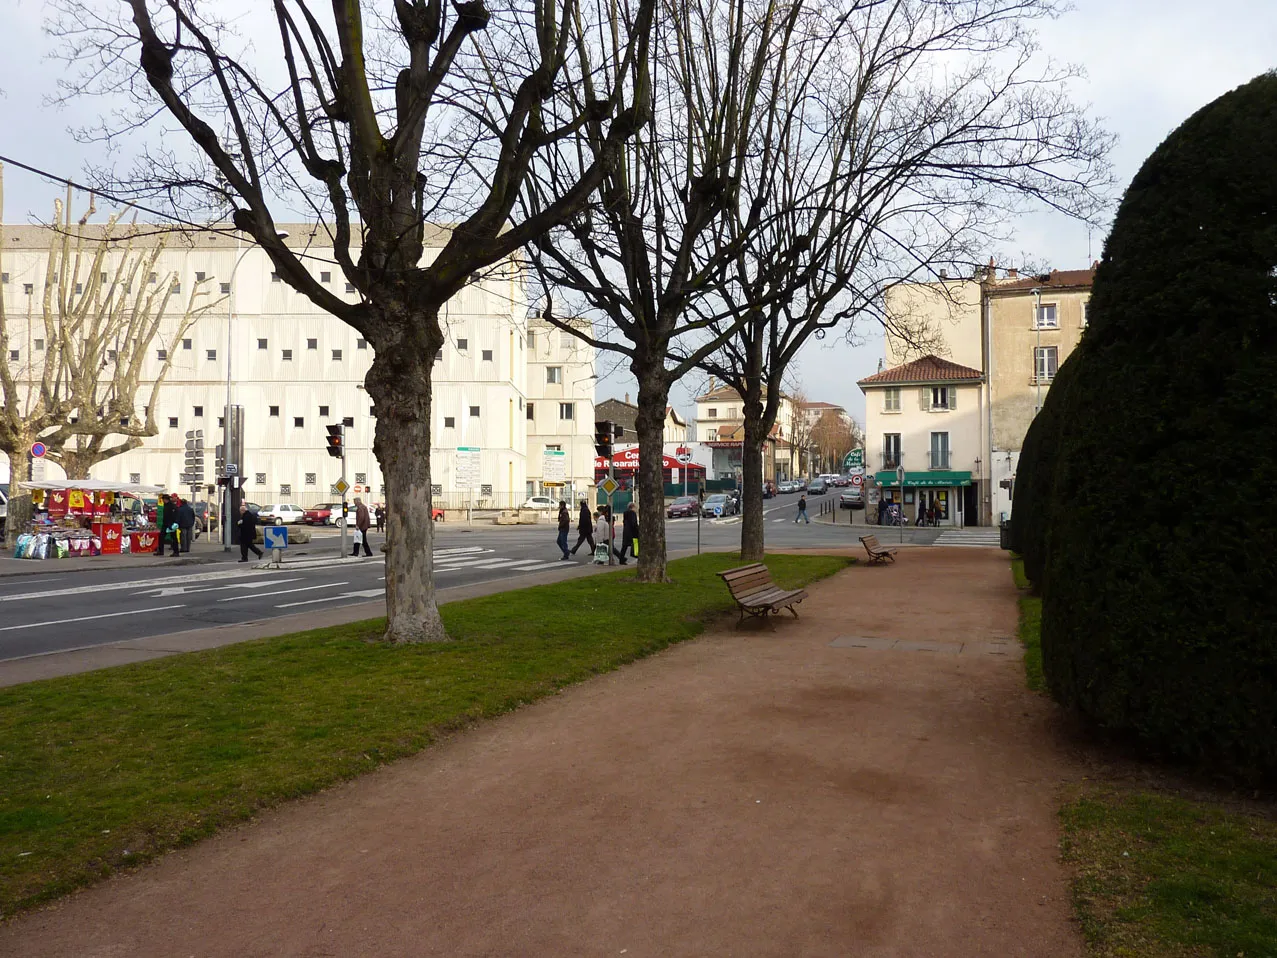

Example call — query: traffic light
[215,443,225,477]
[183,429,205,484]
[594,420,614,458]
[325,424,343,459]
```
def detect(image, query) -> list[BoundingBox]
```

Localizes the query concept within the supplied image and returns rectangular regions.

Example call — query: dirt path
[2,549,1082,957]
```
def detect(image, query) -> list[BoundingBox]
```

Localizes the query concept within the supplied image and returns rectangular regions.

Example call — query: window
[457,338,468,352]
[0,272,6,283]
[728,407,738,419]
[156,348,167,360]
[884,387,901,413]
[99,271,107,284]
[255,473,266,485]
[218,417,224,428]
[1081,301,1090,328]
[319,405,329,417]
[929,386,954,410]
[527,330,536,349]
[257,338,268,350]
[182,338,192,350]
[294,417,304,428]
[168,417,179,428]
[107,349,118,362]
[7,350,17,362]
[469,406,480,417]
[23,283,33,295]
[149,272,157,284]
[883,433,901,469]
[320,271,331,283]
[546,444,562,452]
[546,366,562,384]
[75,282,83,295]
[206,349,217,361]
[172,282,181,295]
[282,349,293,361]
[708,408,718,418]
[1033,302,1058,329]
[269,406,280,417]
[561,331,575,349]
[434,349,443,363]
[120,417,129,427]
[357,338,368,350]
[355,472,367,484]
[130,473,141,484]
[34,339,44,351]
[220,282,231,294]
[307,338,317,350]
[370,406,375,416]
[559,402,575,420]
[526,402,534,421]
[481,349,493,361]
[1034,346,1059,383]
[195,271,206,282]
[342,416,353,427]
[930,431,951,470]
[271,272,282,283]
[345,282,356,294]
[193,406,203,417]
[332,349,343,361]
[280,484,291,497]
[444,416,456,428]
[305,473,316,486]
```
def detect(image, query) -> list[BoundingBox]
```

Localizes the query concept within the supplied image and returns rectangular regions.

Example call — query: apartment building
[523,318,598,502]
[0,224,594,509]
[690,384,804,482]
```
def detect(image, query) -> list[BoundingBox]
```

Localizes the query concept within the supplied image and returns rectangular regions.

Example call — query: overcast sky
[2,0,1274,425]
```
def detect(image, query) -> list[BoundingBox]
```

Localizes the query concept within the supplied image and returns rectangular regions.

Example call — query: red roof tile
[857,355,983,387]
[992,267,1096,292]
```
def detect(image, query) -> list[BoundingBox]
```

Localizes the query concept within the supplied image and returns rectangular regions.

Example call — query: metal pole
[339,422,349,558]
[223,235,239,551]
[607,446,615,565]
[1033,288,1042,414]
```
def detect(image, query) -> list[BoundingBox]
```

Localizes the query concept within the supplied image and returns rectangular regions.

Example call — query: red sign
[93,522,124,554]
[47,490,68,517]
[130,532,158,553]
[593,448,703,471]
[851,473,864,486]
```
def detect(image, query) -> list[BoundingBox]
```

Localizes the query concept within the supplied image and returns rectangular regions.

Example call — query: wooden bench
[859,534,898,565]
[717,563,808,625]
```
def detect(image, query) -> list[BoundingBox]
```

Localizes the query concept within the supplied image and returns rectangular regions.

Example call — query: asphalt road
[0,497,955,664]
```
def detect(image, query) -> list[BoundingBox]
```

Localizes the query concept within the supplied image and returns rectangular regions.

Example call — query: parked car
[807,478,828,495]
[831,475,851,487]
[838,489,864,509]
[303,502,340,525]
[520,496,557,510]
[779,480,797,494]
[191,501,216,532]
[258,503,306,524]
[666,495,699,518]
[0,484,7,537]
[702,493,736,518]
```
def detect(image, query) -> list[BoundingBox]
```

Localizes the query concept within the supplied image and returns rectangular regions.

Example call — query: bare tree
[522,0,848,582]
[693,0,1113,560]
[0,172,219,537]
[810,410,857,474]
[50,0,656,641]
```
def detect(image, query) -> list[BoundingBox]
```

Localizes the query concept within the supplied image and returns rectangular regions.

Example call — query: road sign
[333,477,350,496]
[225,463,238,476]
[599,476,619,497]
[851,473,864,487]
[896,464,906,487]
[456,447,481,488]
[676,452,692,464]
[263,526,289,550]
[843,449,864,470]
[30,441,46,458]
[542,448,566,483]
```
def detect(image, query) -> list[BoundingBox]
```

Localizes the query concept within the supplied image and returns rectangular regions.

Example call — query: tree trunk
[4,449,26,549]
[739,400,767,563]
[633,373,671,583]
[366,310,447,644]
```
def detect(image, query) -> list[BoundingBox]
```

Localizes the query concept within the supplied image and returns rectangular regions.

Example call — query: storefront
[11,480,167,559]
[872,471,973,527]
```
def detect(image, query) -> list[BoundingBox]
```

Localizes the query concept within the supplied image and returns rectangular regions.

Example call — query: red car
[666,495,699,518]
[303,502,340,525]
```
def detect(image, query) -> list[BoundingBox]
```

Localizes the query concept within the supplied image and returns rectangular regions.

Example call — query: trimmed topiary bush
[1040,72,1277,779]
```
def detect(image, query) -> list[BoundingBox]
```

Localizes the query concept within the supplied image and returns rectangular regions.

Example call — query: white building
[691,384,799,482]
[0,224,594,510]
[524,317,598,502]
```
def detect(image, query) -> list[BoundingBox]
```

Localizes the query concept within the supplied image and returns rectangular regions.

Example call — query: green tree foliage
[1038,72,1277,779]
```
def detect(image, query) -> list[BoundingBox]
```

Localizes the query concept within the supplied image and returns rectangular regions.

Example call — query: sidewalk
[0,549,1082,956]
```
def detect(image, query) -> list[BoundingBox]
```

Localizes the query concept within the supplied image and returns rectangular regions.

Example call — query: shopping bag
[352,529,364,546]
[632,538,639,557]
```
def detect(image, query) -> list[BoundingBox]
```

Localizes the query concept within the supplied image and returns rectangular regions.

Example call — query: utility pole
[326,423,348,557]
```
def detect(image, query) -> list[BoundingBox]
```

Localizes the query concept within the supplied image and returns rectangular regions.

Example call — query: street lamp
[1032,287,1042,415]
[221,231,288,549]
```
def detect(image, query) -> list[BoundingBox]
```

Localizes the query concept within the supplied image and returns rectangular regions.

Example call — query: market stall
[11,480,166,560]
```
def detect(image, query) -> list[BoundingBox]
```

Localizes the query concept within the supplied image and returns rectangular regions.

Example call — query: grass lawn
[1010,557,1044,692]
[0,551,848,919]
[1062,784,1277,957]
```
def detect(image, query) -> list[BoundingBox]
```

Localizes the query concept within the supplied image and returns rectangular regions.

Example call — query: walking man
[164,496,183,556]
[351,497,373,557]
[375,504,385,533]
[153,494,169,555]
[556,501,572,560]
[795,494,810,524]
[569,499,595,555]
[176,497,196,553]
[615,501,640,565]
[238,502,263,562]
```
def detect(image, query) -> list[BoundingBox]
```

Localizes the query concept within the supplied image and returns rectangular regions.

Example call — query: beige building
[877,264,1095,523]
[523,317,597,502]
[692,384,801,482]
[858,355,984,526]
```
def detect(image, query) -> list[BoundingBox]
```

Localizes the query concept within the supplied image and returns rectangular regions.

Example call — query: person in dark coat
[615,501,640,565]
[374,505,385,533]
[556,501,572,560]
[569,499,595,555]
[351,497,373,557]
[176,497,196,553]
[237,502,263,562]
[153,494,169,555]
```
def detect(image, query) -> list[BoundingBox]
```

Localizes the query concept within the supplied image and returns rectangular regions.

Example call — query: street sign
[676,452,692,464]
[851,473,864,486]
[542,448,567,483]
[225,463,238,476]
[456,447,482,488]
[843,449,864,470]
[896,464,906,487]
[333,477,350,497]
[30,441,46,458]
[263,526,289,550]
[599,476,619,497]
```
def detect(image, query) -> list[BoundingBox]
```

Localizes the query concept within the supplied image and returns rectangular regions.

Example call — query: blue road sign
[263,526,289,550]
[30,441,46,458]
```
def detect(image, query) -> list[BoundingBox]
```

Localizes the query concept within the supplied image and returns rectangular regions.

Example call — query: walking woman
[556,501,572,560]
[615,501,639,565]
[570,499,595,555]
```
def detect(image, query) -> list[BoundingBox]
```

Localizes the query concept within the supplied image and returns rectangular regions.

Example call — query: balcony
[881,454,901,471]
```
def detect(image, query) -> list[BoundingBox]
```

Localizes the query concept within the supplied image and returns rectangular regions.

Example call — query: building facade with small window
[858,356,984,526]
[523,317,597,502]
[0,224,594,509]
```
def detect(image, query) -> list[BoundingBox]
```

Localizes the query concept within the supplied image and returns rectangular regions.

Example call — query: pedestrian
[615,501,639,565]
[237,502,263,562]
[594,509,612,560]
[569,499,595,555]
[351,497,373,557]
[795,494,809,524]
[165,496,183,556]
[876,497,887,526]
[153,494,169,556]
[176,497,196,554]
[375,504,385,533]
[556,501,572,560]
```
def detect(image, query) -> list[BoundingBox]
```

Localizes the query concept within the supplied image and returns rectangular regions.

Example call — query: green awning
[874,470,973,488]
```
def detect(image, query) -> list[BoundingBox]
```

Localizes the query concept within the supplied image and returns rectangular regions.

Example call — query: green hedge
[1039,72,1277,779]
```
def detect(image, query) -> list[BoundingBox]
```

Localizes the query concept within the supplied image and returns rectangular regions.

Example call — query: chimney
[1007,268,1018,280]
[939,269,948,280]
[624,392,629,404]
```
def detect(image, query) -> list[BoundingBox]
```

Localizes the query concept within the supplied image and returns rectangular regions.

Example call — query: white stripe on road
[134,578,304,598]
[0,569,276,603]
[0,604,186,633]
[216,582,346,602]
[276,588,384,609]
